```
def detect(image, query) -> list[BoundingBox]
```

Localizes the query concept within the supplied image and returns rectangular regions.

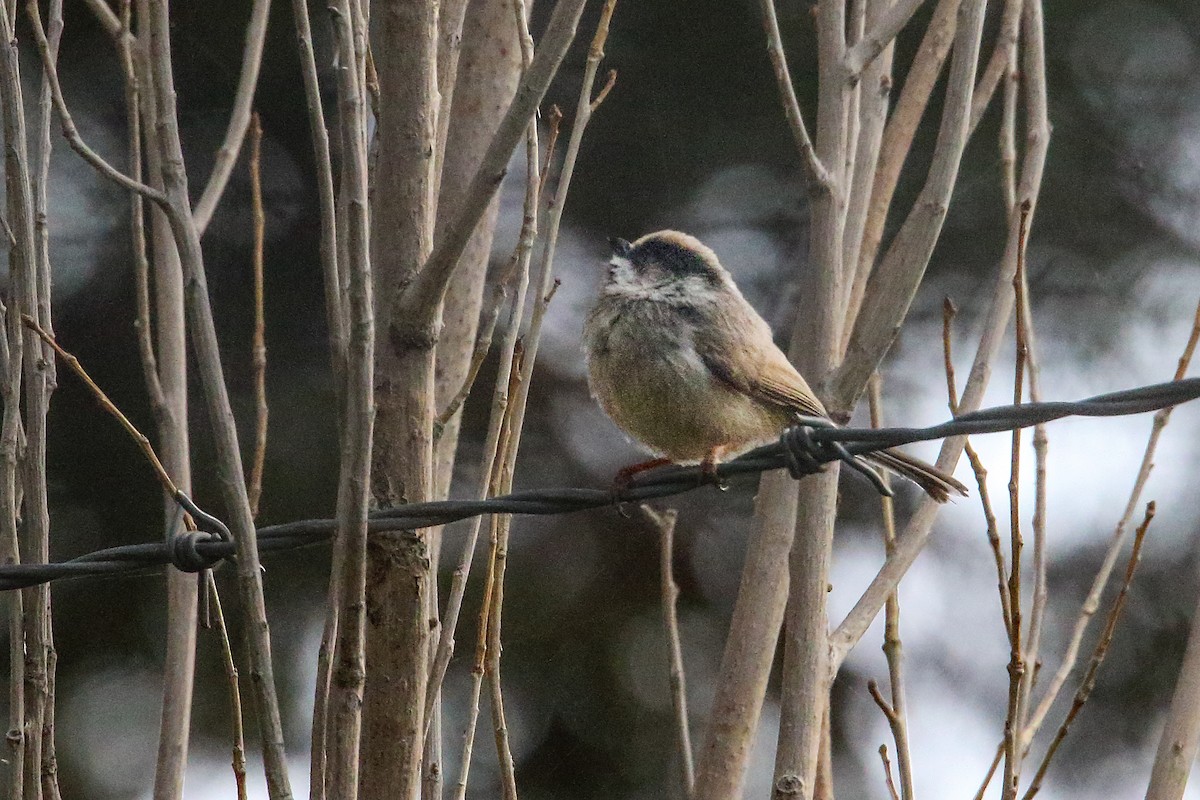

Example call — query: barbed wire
[2,376,1198,592]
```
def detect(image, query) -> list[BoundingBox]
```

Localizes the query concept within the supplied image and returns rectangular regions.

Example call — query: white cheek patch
[607,256,640,291]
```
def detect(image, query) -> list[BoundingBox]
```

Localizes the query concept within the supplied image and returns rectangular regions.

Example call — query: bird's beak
[608,236,632,259]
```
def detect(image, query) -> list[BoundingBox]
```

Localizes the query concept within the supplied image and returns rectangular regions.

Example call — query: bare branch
[80,0,121,38]
[830,0,1049,663]
[388,0,589,335]
[143,0,293,792]
[1000,205,1031,800]
[206,574,249,800]
[967,0,1023,135]
[191,0,271,233]
[247,113,268,518]
[119,4,205,793]
[867,375,913,800]
[0,293,25,800]
[757,0,830,188]
[842,0,959,352]
[1024,504,1154,800]
[771,0,853,791]
[323,0,373,795]
[425,99,549,732]
[25,2,166,205]
[833,0,989,412]
[453,5,618,794]
[0,6,54,793]
[1016,217,1051,740]
[1024,293,1200,744]
[487,510,520,800]
[117,6,166,416]
[642,506,695,797]
[289,0,345,397]
[844,0,927,77]
[945,299,1014,633]
[840,0,896,308]
[424,8,527,786]
[876,744,901,800]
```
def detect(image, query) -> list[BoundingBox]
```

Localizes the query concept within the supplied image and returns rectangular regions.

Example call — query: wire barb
[4,377,1200,591]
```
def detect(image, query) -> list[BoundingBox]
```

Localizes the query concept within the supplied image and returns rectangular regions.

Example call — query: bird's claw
[700,459,729,491]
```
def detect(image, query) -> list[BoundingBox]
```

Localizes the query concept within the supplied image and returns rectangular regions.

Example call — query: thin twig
[453,350,525,799]
[844,0,927,77]
[757,0,829,187]
[1,8,34,783]
[944,299,1013,633]
[206,572,249,800]
[423,2,558,732]
[39,620,61,800]
[833,0,990,410]
[868,374,913,800]
[973,743,1005,800]
[841,0,961,350]
[118,0,166,416]
[20,315,184,502]
[247,113,268,518]
[143,0,292,792]
[829,0,1050,667]
[487,490,520,800]
[840,0,896,312]
[297,0,342,790]
[866,683,904,800]
[25,2,167,205]
[191,0,271,233]
[1017,211,1051,734]
[1023,298,1200,745]
[389,0,589,339]
[474,6,620,793]
[290,0,345,399]
[126,0,204,792]
[1022,503,1155,800]
[642,505,695,797]
[27,3,63,793]
[967,0,1023,135]
[323,0,374,795]
[1001,203,1032,800]
[998,3,1020,215]
[877,744,901,800]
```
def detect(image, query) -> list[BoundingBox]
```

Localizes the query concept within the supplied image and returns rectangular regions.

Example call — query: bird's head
[604,230,730,298]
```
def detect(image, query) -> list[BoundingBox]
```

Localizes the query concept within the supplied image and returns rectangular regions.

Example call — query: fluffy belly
[587,332,787,462]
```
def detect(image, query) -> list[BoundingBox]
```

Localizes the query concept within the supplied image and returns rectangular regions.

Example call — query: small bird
[583,230,967,502]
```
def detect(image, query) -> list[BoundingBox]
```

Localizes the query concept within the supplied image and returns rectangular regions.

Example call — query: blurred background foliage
[5,0,1200,797]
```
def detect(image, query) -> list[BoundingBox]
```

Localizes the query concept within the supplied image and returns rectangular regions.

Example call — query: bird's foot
[700,447,729,491]
[610,457,673,508]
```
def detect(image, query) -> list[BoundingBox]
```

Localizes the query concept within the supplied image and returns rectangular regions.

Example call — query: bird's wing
[695,303,829,420]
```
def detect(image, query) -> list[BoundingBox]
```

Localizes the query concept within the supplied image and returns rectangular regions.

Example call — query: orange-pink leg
[612,457,673,493]
[700,446,727,486]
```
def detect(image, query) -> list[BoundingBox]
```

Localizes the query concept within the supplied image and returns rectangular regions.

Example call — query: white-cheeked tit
[583,229,966,501]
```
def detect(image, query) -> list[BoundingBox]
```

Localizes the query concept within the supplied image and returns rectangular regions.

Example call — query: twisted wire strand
[4,377,1198,592]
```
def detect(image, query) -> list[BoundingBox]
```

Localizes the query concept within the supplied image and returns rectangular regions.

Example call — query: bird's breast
[584,299,787,461]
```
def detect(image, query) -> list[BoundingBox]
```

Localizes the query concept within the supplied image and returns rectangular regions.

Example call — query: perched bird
[583,230,966,502]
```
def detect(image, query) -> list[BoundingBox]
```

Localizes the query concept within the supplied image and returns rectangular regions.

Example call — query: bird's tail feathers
[863,448,968,503]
